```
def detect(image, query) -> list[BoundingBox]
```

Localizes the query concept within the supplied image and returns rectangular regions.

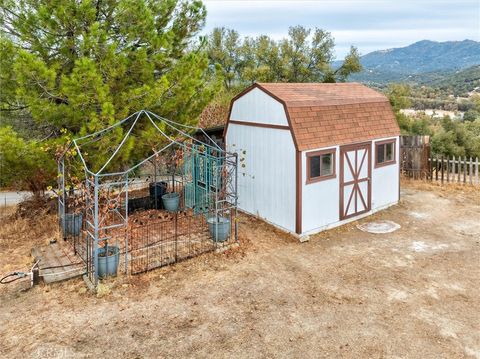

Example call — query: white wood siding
[301,136,400,235]
[226,123,296,233]
[301,146,340,233]
[230,87,288,126]
[371,136,400,209]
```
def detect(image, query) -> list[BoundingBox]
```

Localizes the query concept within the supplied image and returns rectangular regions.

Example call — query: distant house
[225,83,400,236]
[400,108,463,120]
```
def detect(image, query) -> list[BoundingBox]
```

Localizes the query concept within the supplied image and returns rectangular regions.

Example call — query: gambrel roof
[230,83,400,151]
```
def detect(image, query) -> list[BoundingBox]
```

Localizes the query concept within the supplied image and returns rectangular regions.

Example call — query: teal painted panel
[182,144,223,214]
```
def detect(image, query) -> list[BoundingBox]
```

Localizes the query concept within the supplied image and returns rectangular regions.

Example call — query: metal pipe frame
[57,110,239,288]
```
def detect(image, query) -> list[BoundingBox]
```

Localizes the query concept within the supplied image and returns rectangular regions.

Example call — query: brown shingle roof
[253,83,400,151]
[257,82,388,107]
[198,103,229,129]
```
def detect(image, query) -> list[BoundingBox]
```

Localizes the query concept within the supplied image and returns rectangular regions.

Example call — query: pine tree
[0,0,221,176]
[207,25,362,89]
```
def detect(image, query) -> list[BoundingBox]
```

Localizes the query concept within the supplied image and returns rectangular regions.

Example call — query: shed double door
[340,142,371,220]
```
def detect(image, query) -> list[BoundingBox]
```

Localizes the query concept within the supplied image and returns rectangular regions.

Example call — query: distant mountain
[344,40,480,86]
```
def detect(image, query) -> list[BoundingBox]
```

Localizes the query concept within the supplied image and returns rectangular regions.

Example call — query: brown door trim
[295,150,302,234]
[339,142,372,220]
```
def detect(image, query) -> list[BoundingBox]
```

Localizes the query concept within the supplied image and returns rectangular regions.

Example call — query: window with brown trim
[306,149,336,183]
[375,139,396,167]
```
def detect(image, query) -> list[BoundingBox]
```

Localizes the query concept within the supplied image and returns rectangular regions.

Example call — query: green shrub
[0,127,56,194]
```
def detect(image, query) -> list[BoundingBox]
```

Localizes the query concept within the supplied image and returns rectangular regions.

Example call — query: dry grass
[0,205,58,274]
[401,177,480,198]
[0,205,16,220]
[1,183,479,358]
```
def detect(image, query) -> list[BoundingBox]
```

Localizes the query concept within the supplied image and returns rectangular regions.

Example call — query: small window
[307,149,336,183]
[375,139,396,167]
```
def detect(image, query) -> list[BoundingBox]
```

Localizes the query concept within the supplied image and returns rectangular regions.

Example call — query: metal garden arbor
[58,110,238,287]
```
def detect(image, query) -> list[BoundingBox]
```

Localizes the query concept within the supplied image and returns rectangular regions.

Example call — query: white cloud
[202,0,480,58]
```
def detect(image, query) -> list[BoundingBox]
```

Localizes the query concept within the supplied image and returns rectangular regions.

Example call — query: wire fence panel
[129,211,215,274]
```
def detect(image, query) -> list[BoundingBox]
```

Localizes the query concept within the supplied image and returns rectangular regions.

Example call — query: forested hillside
[425,65,480,96]
[349,40,480,85]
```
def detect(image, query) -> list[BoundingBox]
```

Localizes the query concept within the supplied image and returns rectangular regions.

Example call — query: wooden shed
[225,83,401,236]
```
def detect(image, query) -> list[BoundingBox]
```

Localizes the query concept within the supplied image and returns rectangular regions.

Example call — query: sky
[202,0,480,59]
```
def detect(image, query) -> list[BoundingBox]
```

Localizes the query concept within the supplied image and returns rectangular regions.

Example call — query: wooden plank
[42,270,83,284]
[425,142,431,179]
[42,262,83,283]
[458,156,461,183]
[52,243,73,267]
[469,157,473,185]
[41,248,66,281]
[430,153,433,181]
[34,246,61,273]
[446,156,450,183]
[32,266,40,286]
[441,155,444,185]
[452,156,456,183]
[476,157,479,186]
[464,156,467,184]
[31,243,84,284]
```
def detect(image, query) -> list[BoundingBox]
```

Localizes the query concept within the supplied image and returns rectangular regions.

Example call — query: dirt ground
[0,181,479,359]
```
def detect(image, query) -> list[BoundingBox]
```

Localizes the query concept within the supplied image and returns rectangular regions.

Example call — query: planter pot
[63,213,83,236]
[162,192,180,212]
[149,181,168,209]
[207,216,231,242]
[97,245,120,277]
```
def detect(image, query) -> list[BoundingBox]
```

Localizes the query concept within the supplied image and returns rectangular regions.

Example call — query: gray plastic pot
[207,216,231,242]
[162,192,180,212]
[97,245,120,277]
[63,213,83,236]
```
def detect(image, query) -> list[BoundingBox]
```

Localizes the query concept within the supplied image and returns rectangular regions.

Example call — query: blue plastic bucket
[63,213,83,236]
[162,192,180,212]
[207,217,231,242]
[97,245,120,277]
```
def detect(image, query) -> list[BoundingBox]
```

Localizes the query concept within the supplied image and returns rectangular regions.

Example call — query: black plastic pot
[149,181,168,209]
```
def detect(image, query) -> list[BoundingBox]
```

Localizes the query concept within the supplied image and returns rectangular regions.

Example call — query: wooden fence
[400,136,430,180]
[400,135,480,186]
[429,155,479,186]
